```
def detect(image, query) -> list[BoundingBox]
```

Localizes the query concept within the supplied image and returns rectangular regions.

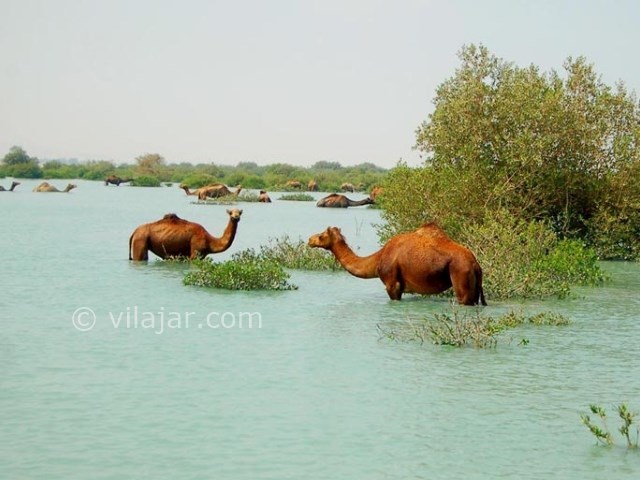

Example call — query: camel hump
[416,222,449,238]
[162,213,181,221]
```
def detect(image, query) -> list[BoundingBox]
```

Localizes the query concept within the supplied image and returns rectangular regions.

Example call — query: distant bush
[1,160,42,179]
[131,175,161,187]
[179,173,220,188]
[278,193,315,201]
[259,235,341,270]
[183,249,297,291]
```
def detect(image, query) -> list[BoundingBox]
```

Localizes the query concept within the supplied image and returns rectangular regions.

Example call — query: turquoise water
[1,179,639,479]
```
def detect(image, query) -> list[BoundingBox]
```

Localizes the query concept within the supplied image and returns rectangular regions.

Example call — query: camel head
[308,226,343,250]
[65,183,77,192]
[226,208,243,222]
[11,181,21,190]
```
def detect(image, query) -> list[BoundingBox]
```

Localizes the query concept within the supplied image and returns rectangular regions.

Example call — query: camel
[370,186,384,202]
[258,190,272,203]
[340,182,355,192]
[308,224,486,305]
[105,175,132,186]
[0,181,20,192]
[316,193,374,208]
[33,182,77,193]
[307,179,318,191]
[197,184,242,201]
[129,209,243,261]
[286,180,302,189]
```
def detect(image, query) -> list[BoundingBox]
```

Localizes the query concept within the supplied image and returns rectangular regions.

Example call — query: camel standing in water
[129,209,242,261]
[0,181,20,191]
[197,184,242,201]
[308,224,486,305]
[316,193,373,208]
[33,182,77,192]
[258,190,272,203]
[105,175,132,186]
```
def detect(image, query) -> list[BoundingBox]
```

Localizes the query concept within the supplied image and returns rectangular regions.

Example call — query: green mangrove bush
[259,235,341,271]
[183,249,297,291]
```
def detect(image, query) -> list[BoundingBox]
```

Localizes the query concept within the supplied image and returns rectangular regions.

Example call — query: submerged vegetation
[183,249,298,291]
[379,306,570,348]
[581,403,639,448]
[278,193,315,201]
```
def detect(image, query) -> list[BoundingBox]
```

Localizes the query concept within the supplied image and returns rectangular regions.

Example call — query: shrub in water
[278,193,315,201]
[131,175,161,187]
[183,249,297,291]
[259,235,341,271]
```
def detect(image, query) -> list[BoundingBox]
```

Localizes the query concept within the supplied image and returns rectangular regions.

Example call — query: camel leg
[130,237,149,261]
[452,270,478,306]
[383,278,403,300]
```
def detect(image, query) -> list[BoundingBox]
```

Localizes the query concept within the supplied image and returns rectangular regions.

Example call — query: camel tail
[478,268,487,306]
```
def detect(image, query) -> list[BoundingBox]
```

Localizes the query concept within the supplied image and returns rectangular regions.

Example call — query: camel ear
[238,209,243,215]
[226,209,231,214]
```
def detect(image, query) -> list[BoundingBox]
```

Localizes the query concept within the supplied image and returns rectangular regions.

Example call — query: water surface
[1,180,639,479]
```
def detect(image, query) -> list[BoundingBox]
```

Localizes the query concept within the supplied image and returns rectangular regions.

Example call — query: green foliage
[382,44,640,261]
[581,403,639,448]
[180,173,220,188]
[131,175,161,187]
[379,305,570,348]
[2,146,31,165]
[1,160,42,178]
[278,193,315,201]
[455,210,603,300]
[183,249,297,291]
[259,235,341,270]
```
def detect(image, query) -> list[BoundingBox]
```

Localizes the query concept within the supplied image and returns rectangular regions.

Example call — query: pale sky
[1,0,639,168]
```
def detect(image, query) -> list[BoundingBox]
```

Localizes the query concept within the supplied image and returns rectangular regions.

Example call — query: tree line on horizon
[0,147,388,192]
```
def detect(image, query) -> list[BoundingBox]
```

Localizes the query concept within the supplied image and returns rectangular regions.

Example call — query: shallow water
[1,179,639,479]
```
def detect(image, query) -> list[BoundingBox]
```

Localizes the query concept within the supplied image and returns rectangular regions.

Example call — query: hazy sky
[2,0,639,168]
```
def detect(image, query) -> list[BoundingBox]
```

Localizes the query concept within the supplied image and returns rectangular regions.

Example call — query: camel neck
[331,239,381,279]
[208,219,239,253]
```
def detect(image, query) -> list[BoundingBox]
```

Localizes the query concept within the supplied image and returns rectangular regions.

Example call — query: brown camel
[0,181,20,192]
[258,190,272,203]
[33,182,77,193]
[197,184,242,200]
[340,182,355,192]
[286,180,302,189]
[316,193,373,208]
[370,186,384,202]
[129,209,243,261]
[307,179,318,191]
[105,175,132,186]
[308,224,486,305]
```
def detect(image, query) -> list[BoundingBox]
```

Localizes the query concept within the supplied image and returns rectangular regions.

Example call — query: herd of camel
[2,176,486,304]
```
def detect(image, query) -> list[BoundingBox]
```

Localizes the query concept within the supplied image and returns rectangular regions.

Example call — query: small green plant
[259,235,341,271]
[581,403,639,448]
[183,249,298,291]
[278,193,315,201]
[378,305,570,348]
